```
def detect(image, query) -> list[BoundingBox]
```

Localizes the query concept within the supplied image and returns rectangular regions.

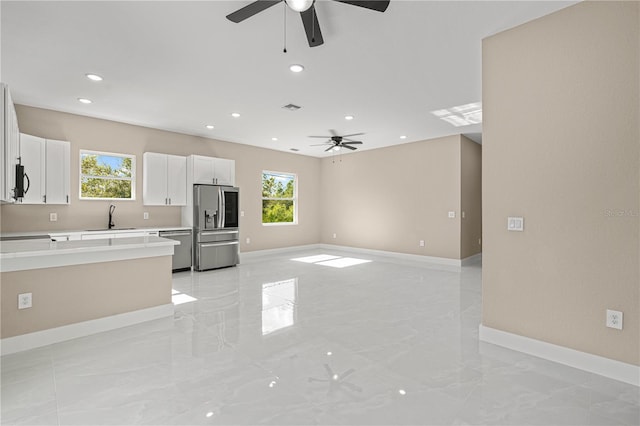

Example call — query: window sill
[262,222,298,227]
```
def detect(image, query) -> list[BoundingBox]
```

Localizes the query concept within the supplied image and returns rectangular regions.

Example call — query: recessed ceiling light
[289,64,304,73]
[77,98,92,104]
[205,125,215,129]
[345,115,354,120]
[231,112,240,118]
[271,137,278,141]
[400,135,407,139]
[85,73,103,81]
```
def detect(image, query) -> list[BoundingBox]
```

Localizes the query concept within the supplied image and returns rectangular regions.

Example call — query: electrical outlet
[49,213,57,222]
[462,211,466,219]
[606,309,623,330]
[332,233,337,239]
[143,212,149,220]
[478,238,482,245]
[419,240,425,247]
[246,237,250,244]
[240,211,245,217]
[18,293,32,309]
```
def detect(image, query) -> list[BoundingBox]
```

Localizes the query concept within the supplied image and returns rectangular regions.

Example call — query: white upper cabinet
[191,155,215,184]
[143,152,186,206]
[213,157,235,186]
[19,134,70,205]
[45,139,70,204]
[1,83,20,203]
[188,155,235,186]
[166,154,187,205]
[19,134,45,204]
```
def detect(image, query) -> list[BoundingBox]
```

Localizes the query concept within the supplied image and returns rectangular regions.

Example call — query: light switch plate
[448,211,456,218]
[143,212,149,220]
[49,213,57,222]
[507,216,524,231]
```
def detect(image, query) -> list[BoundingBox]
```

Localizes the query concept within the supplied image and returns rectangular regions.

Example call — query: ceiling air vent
[282,104,301,111]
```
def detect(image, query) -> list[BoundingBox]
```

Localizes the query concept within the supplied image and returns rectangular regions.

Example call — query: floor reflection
[262,278,297,335]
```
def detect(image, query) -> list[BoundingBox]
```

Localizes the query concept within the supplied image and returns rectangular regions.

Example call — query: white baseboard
[1,303,174,356]
[479,325,639,387]
[461,252,482,266]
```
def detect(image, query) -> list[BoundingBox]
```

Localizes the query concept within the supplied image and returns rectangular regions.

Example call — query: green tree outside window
[262,171,296,224]
[80,151,135,199]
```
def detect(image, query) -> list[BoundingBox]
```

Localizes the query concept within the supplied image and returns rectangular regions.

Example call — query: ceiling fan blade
[329,129,339,136]
[226,0,282,23]
[341,144,358,150]
[332,0,390,13]
[311,142,331,146]
[308,135,333,138]
[325,146,335,152]
[341,141,363,145]
[300,6,324,47]
[341,132,365,138]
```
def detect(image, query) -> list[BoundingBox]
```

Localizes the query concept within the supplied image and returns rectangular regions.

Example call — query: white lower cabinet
[19,133,70,205]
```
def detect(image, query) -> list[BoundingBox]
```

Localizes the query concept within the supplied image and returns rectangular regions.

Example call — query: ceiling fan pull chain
[283,2,287,53]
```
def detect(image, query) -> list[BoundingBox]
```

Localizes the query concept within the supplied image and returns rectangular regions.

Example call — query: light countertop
[1,236,178,273]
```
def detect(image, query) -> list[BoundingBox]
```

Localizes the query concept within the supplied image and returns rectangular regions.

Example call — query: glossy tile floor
[2,248,639,425]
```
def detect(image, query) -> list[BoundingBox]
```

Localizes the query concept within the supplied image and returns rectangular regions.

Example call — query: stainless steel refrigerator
[193,184,239,271]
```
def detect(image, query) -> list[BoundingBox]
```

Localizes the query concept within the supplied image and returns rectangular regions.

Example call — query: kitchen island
[0,236,178,354]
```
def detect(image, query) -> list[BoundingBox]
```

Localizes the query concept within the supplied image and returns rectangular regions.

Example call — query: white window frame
[261,170,297,226]
[79,150,136,201]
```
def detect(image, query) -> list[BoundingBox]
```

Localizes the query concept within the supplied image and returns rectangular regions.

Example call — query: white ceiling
[1,0,577,157]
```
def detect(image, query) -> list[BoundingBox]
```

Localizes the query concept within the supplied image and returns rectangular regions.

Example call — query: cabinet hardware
[66,195,69,203]
[43,195,46,203]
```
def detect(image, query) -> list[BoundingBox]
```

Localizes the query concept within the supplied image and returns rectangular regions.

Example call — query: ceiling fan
[226,0,391,47]
[310,131,364,152]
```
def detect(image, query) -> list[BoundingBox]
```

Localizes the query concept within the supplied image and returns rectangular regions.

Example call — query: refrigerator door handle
[221,188,226,228]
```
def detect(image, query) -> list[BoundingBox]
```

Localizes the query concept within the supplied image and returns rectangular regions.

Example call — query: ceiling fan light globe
[286,0,314,13]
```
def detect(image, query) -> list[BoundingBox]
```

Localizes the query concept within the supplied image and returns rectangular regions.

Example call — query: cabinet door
[45,139,70,204]
[192,155,215,184]
[143,152,168,205]
[213,158,235,186]
[166,154,187,205]
[2,86,20,202]
[19,134,46,204]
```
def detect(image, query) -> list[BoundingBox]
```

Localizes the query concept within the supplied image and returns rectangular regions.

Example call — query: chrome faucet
[108,204,116,229]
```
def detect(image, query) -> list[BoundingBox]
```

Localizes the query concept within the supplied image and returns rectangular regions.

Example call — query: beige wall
[460,135,482,259]
[319,135,464,259]
[0,105,322,252]
[482,1,639,365]
[1,256,171,338]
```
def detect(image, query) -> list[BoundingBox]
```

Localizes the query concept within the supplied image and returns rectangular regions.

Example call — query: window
[80,150,135,200]
[262,171,296,224]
